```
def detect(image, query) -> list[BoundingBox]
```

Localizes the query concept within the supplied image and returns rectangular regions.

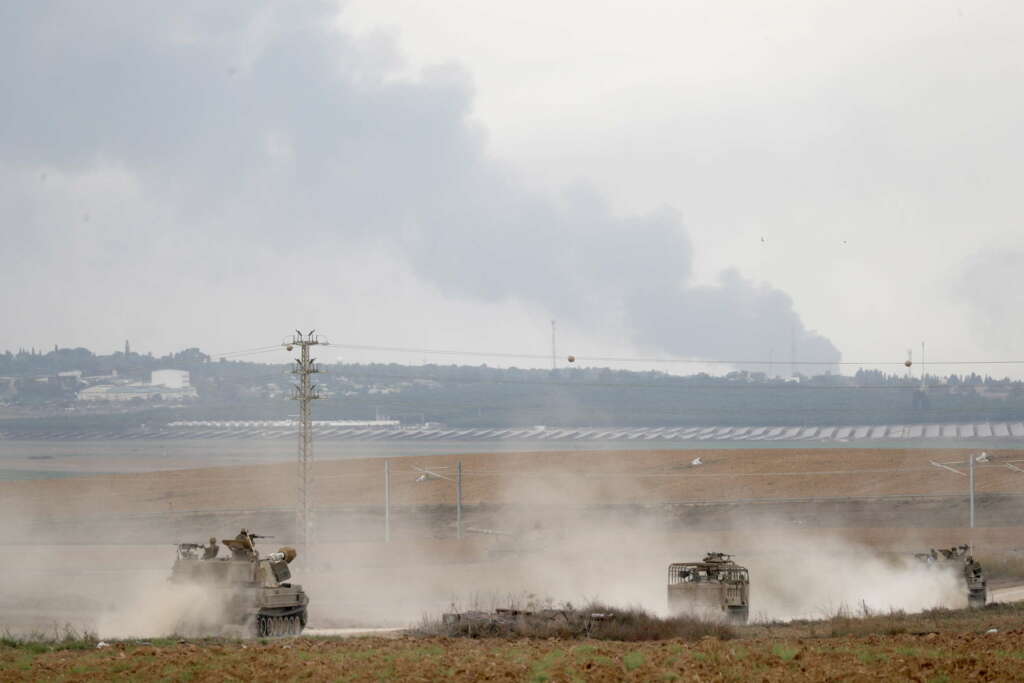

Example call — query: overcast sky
[2,1,1021,376]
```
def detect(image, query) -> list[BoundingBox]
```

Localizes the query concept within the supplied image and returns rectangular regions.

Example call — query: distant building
[151,369,190,389]
[78,369,197,402]
[79,384,166,402]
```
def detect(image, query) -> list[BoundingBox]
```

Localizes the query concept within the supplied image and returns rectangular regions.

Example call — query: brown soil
[3,447,1020,517]
[4,632,1023,681]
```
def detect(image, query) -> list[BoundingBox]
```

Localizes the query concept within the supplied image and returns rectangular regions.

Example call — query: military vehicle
[169,529,310,636]
[914,544,987,608]
[667,552,750,623]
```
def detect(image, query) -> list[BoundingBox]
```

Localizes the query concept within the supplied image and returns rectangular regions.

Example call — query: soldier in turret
[202,536,219,559]
[236,529,254,550]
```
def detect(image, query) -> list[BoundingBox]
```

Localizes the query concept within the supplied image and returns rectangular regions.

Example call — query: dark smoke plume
[0,1,839,365]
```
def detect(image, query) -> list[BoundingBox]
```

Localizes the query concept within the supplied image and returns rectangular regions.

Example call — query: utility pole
[969,452,975,529]
[921,341,926,387]
[551,320,556,370]
[790,324,796,378]
[286,329,324,561]
[456,461,463,539]
[384,459,391,543]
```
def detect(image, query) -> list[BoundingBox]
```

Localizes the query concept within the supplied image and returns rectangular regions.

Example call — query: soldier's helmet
[209,537,217,545]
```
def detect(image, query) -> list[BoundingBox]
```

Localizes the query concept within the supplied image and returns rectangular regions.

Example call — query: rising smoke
[0,1,839,365]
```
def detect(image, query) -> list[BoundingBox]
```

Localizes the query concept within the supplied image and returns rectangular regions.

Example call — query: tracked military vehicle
[914,544,987,608]
[170,529,309,636]
[667,552,750,623]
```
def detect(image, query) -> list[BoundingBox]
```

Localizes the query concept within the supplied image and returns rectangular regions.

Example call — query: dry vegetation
[4,630,1024,681]
[744,601,1024,640]
[5,603,1024,680]
[414,603,735,642]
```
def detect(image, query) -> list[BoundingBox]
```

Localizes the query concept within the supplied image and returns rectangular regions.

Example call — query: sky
[2,1,1022,376]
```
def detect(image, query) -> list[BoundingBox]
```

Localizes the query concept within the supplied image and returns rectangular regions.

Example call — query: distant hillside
[2,346,1023,430]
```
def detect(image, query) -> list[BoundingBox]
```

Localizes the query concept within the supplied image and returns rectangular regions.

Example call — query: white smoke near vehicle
[95,579,232,640]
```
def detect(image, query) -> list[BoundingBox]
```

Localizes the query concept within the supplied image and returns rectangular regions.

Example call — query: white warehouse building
[151,369,190,389]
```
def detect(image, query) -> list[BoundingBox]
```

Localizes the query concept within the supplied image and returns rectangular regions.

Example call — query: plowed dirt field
[4,632,1024,682]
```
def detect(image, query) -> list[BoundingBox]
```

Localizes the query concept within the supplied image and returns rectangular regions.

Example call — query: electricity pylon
[285,330,325,560]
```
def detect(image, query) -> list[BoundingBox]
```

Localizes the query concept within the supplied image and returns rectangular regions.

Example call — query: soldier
[202,536,219,559]
[223,528,257,559]
[236,528,253,550]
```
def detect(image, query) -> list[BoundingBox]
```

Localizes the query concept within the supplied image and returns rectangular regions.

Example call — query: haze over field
[2,447,991,635]
[2,2,1022,375]
[4,6,1024,674]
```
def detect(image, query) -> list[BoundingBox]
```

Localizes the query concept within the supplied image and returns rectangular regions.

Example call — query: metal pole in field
[969,452,975,529]
[384,459,391,543]
[551,320,556,370]
[286,330,324,561]
[456,460,463,539]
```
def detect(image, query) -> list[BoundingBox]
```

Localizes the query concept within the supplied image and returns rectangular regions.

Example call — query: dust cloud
[303,468,971,628]
[0,447,982,638]
[96,579,232,639]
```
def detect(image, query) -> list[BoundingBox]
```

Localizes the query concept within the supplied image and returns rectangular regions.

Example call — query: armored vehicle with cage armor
[667,552,750,623]
[169,529,309,636]
[914,544,987,608]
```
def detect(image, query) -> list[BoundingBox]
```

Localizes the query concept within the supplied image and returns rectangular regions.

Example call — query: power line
[328,342,1024,367]
[296,368,1024,391]
[209,345,289,359]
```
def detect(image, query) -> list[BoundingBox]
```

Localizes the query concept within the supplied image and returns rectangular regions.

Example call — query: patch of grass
[623,651,645,671]
[997,650,1024,661]
[530,649,564,682]
[856,649,888,664]
[0,624,98,653]
[772,643,799,661]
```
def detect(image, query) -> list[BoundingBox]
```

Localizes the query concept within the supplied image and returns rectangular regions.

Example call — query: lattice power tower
[285,330,325,557]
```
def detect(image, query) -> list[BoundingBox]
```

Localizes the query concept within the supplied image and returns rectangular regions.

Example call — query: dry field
[4,630,1024,681]
[4,446,1024,516]
[4,446,1024,559]
[4,444,1024,680]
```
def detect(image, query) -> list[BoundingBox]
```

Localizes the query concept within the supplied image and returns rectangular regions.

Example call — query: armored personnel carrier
[170,529,310,636]
[914,544,987,608]
[667,552,750,623]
